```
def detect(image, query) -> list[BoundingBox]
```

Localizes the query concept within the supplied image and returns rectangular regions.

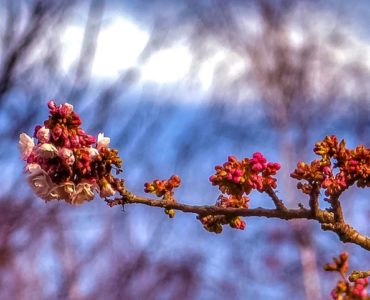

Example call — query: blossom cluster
[325,252,369,300]
[144,175,181,218]
[209,154,281,196]
[199,195,249,233]
[19,101,123,205]
[144,175,181,198]
[291,135,370,197]
[201,153,280,233]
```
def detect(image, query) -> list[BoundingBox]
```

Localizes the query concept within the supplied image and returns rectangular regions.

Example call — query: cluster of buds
[19,101,123,205]
[202,153,280,233]
[209,153,281,196]
[199,195,249,233]
[144,175,181,198]
[325,252,369,299]
[291,135,370,197]
[144,175,181,218]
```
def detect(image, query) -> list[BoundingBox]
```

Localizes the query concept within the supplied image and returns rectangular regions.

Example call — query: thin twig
[265,186,287,211]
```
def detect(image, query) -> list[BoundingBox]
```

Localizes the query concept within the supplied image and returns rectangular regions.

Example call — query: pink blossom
[19,133,35,160]
[25,163,41,173]
[35,126,50,143]
[59,148,75,165]
[59,103,74,117]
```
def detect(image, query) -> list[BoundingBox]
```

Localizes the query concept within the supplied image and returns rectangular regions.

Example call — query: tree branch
[265,186,287,211]
[329,193,345,223]
[109,188,370,252]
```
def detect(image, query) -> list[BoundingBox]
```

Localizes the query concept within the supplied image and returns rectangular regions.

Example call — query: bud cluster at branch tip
[19,101,123,204]
[291,135,370,197]
[201,153,280,233]
[144,175,181,218]
[325,252,369,299]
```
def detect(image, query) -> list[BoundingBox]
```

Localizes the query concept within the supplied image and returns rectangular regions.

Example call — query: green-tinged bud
[165,208,175,218]
[213,223,223,234]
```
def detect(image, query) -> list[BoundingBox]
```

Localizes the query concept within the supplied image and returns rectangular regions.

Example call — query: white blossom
[100,181,115,198]
[71,183,95,205]
[27,166,56,201]
[86,147,100,159]
[36,143,58,159]
[97,133,110,150]
[19,133,35,160]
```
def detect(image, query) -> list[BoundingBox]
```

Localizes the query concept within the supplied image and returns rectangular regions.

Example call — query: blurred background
[0,0,369,299]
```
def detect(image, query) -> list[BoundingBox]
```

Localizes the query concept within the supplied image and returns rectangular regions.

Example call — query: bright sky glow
[139,44,192,84]
[61,17,149,78]
[60,13,370,98]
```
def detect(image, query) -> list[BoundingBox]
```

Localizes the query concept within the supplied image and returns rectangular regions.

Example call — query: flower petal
[19,133,35,160]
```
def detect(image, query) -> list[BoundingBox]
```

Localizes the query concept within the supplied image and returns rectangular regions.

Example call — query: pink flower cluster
[291,135,370,197]
[202,153,280,233]
[19,101,122,204]
[200,195,249,233]
[325,252,369,300]
[209,154,281,196]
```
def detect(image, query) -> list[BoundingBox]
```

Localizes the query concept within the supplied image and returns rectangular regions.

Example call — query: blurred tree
[1,0,369,299]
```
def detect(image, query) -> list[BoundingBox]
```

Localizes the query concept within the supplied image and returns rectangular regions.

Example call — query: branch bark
[108,188,370,252]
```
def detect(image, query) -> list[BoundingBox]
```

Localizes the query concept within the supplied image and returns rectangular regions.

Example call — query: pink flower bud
[209,175,217,182]
[33,125,41,138]
[52,125,63,140]
[228,156,237,163]
[252,163,263,172]
[273,163,281,170]
[70,135,80,148]
[234,169,242,176]
[84,134,96,145]
[323,166,331,175]
[233,176,241,183]
[48,100,58,113]
[59,103,74,117]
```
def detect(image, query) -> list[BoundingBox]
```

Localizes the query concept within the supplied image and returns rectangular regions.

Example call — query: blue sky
[1,1,370,299]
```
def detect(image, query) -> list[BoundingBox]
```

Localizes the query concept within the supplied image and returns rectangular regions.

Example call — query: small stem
[265,186,287,211]
[309,183,320,218]
[330,193,344,223]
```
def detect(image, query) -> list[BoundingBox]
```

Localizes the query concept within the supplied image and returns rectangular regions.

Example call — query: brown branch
[265,186,287,211]
[330,193,345,223]
[309,183,320,218]
[110,188,370,251]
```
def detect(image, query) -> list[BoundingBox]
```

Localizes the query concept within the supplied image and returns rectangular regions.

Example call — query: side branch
[265,187,287,211]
